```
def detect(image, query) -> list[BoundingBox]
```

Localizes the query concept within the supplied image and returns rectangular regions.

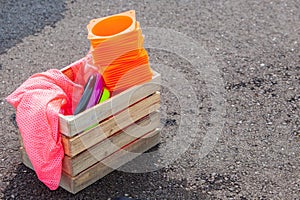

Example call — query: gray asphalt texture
[0,0,299,199]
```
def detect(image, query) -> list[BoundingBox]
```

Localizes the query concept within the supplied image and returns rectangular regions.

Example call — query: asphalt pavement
[0,0,299,199]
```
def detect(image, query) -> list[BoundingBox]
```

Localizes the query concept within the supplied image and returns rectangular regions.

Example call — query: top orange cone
[87,10,152,93]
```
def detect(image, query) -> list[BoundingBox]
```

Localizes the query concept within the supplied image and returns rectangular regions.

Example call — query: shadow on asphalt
[0,0,66,54]
[3,163,206,199]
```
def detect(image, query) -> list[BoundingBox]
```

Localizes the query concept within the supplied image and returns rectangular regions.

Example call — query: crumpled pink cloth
[6,69,83,190]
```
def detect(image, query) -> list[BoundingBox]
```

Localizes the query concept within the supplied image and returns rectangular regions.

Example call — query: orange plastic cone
[87,10,152,93]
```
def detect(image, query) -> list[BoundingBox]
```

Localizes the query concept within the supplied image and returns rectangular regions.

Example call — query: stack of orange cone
[87,10,152,93]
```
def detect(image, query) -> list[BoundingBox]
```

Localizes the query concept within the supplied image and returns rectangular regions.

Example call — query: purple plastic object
[86,73,104,109]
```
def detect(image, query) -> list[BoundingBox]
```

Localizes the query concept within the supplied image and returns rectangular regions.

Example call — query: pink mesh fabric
[6,69,83,190]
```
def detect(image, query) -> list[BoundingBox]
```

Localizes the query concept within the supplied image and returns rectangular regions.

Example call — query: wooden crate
[19,70,161,194]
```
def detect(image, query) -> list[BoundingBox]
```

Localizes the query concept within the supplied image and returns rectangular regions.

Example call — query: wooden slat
[20,129,160,194]
[59,71,161,136]
[70,129,160,193]
[62,92,160,157]
[20,147,32,168]
[63,111,160,176]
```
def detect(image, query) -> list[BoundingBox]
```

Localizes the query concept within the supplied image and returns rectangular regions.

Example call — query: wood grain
[63,111,160,176]
[59,71,161,136]
[61,92,160,157]
[20,129,160,194]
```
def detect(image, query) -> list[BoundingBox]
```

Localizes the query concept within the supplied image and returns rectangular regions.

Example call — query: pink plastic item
[86,73,104,109]
[6,69,83,190]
